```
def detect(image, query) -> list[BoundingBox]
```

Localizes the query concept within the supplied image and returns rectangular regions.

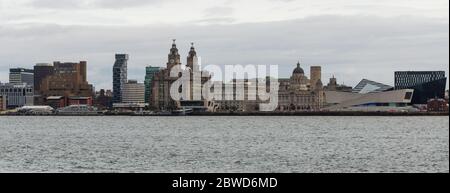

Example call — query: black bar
[0,173,447,192]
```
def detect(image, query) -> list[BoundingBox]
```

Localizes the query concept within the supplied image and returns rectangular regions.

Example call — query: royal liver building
[150,40,210,111]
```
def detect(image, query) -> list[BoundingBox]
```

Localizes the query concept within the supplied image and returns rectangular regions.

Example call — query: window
[404,92,413,100]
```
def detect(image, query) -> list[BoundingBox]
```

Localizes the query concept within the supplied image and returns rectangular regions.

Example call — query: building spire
[190,42,195,51]
[168,39,181,69]
[189,42,197,57]
[172,39,177,48]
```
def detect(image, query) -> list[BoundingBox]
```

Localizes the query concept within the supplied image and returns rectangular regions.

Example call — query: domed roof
[293,61,304,74]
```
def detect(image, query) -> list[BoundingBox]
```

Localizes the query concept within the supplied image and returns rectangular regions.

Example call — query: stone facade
[0,95,6,111]
[151,40,210,111]
[212,62,326,112]
[39,61,94,106]
[324,76,353,92]
[214,62,326,112]
[276,62,326,111]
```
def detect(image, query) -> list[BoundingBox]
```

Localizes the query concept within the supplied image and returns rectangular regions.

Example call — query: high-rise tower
[145,66,160,104]
[113,54,128,103]
[9,68,34,86]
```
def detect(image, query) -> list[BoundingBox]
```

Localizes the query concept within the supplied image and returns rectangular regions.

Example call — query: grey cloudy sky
[0,0,448,89]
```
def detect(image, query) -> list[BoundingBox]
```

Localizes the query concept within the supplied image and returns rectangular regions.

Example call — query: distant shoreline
[1,111,448,116]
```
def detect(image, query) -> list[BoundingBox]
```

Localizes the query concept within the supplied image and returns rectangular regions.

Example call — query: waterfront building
[9,68,34,86]
[33,63,54,103]
[395,71,447,104]
[113,54,128,103]
[0,95,6,111]
[68,96,93,106]
[151,40,210,111]
[94,89,113,110]
[213,81,246,112]
[324,89,416,112]
[324,76,353,92]
[213,63,326,112]
[151,40,182,110]
[43,96,93,109]
[427,98,448,112]
[0,83,34,108]
[213,79,267,112]
[37,61,94,107]
[145,66,161,104]
[122,80,146,104]
[45,96,65,109]
[276,62,326,111]
[353,79,393,94]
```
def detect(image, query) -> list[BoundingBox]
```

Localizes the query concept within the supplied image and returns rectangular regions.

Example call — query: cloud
[28,0,163,9]
[0,15,448,90]
[196,17,236,25]
[198,6,236,24]
[204,6,234,17]
[29,0,85,9]
[92,0,163,9]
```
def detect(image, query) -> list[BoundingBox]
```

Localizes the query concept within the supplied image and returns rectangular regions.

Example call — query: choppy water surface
[0,116,448,173]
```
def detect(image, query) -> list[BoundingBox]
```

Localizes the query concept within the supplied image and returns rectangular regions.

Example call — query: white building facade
[122,80,145,104]
[0,83,34,108]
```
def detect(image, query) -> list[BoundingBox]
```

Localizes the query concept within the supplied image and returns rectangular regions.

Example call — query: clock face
[170,59,175,63]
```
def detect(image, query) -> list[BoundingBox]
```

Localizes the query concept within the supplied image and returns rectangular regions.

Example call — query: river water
[0,116,448,173]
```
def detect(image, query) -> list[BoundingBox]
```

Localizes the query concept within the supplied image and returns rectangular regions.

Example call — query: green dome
[293,61,304,74]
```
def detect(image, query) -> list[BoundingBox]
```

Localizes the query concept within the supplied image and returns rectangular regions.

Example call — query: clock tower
[186,42,198,71]
[167,39,181,70]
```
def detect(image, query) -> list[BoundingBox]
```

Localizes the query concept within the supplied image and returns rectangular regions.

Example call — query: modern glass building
[9,68,34,86]
[112,54,128,103]
[144,66,161,104]
[395,71,447,104]
[353,79,393,94]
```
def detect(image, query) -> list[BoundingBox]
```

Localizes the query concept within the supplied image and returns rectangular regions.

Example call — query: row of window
[279,95,317,103]
[0,89,33,93]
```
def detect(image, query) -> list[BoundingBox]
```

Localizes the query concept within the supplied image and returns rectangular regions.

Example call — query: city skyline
[0,0,449,90]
